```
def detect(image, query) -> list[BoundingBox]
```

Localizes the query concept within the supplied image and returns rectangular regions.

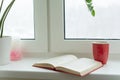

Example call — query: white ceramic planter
[0,36,12,65]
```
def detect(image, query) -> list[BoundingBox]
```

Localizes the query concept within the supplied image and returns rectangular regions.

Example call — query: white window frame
[21,0,120,57]
[21,0,48,56]
[49,0,120,55]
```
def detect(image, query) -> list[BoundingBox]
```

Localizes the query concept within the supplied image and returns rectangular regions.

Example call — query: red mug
[92,42,109,64]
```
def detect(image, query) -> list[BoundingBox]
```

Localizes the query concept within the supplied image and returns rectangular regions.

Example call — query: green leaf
[87,3,93,11]
[86,0,92,3]
[85,0,95,17]
[90,6,93,11]
[91,10,95,16]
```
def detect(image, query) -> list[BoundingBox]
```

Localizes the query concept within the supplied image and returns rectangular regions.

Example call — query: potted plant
[0,0,15,65]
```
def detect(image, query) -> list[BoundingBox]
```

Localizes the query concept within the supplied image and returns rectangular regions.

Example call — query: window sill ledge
[0,57,120,80]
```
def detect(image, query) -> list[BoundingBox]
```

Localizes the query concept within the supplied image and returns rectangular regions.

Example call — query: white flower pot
[0,36,12,65]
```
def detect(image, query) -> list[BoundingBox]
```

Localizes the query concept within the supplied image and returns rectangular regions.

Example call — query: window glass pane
[65,0,120,40]
[3,0,34,39]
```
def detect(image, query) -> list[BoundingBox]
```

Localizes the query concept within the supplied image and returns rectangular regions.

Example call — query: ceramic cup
[92,41,109,64]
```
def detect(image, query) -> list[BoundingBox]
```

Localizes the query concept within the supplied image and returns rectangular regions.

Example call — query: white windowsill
[0,55,120,80]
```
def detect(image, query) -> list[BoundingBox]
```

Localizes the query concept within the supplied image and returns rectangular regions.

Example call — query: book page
[33,55,78,67]
[56,58,102,76]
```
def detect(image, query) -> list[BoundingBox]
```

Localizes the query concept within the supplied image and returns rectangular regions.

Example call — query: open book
[32,55,103,76]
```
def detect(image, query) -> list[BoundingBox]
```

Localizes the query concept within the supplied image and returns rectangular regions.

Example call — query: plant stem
[0,0,15,38]
[0,0,4,13]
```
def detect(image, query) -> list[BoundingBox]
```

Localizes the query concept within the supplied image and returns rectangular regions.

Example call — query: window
[3,0,120,56]
[49,0,120,54]
[3,0,48,55]
[3,0,34,39]
[22,0,48,54]
[65,0,120,40]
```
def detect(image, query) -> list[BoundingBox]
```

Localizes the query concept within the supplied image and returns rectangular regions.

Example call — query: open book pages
[33,54,103,76]
[33,55,78,69]
[55,58,102,76]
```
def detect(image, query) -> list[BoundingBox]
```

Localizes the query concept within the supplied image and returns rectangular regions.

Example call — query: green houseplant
[0,0,15,65]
